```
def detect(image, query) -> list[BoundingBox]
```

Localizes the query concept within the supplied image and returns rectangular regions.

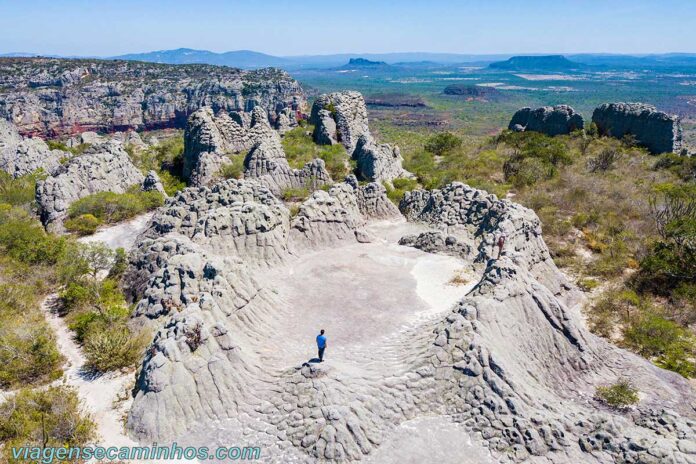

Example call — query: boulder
[508,105,584,136]
[0,119,64,178]
[352,134,409,182]
[274,107,298,134]
[36,141,144,232]
[141,170,167,196]
[592,102,683,154]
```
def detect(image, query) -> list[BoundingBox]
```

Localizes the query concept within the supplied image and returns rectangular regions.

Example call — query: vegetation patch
[128,134,186,195]
[66,187,164,233]
[0,386,96,461]
[595,379,639,409]
[281,126,350,180]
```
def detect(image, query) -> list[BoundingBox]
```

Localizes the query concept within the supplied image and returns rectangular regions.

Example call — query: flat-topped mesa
[0,58,305,137]
[310,91,412,183]
[592,102,684,154]
[36,141,145,233]
[508,105,584,136]
[0,119,65,178]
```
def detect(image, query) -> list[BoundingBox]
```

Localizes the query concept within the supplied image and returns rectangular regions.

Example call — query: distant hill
[112,48,291,69]
[443,84,502,100]
[346,58,388,67]
[488,55,582,71]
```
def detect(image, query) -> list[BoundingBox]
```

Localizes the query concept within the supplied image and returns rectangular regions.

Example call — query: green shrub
[220,155,245,180]
[83,324,149,372]
[595,379,639,409]
[0,208,66,265]
[0,171,43,207]
[281,126,350,180]
[0,284,63,389]
[67,189,164,225]
[578,278,600,292]
[424,132,462,156]
[64,214,102,236]
[0,386,96,461]
[281,187,310,202]
[129,135,186,195]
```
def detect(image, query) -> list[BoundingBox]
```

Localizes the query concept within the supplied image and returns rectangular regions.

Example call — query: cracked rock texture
[352,134,410,182]
[592,102,684,154]
[0,118,65,177]
[0,57,304,137]
[508,105,584,136]
[36,141,144,232]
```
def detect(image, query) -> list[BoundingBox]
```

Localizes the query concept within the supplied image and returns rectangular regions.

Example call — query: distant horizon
[1,0,695,57]
[3,48,696,60]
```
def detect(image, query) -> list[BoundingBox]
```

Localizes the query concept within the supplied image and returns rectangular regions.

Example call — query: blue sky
[1,0,694,56]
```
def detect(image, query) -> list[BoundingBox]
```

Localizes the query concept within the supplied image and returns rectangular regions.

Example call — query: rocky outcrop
[124,177,395,440]
[182,106,285,187]
[345,174,400,219]
[243,137,331,196]
[398,231,472,258]
[36,142,144,232]
[142,170,167,196]
[508,105,584,136]
[592,102,683,154]
[274,107,298,134]
[0,57,305,137]
[310,91,369,152]
[0,119,65,177]
[311,91,412,182]
[352,134,409,182]
[400,182,696,463]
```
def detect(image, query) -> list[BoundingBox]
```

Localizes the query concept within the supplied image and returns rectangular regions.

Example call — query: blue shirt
[316,334,327,348]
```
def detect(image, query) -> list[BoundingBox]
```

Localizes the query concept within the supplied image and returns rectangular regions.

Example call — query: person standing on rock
[316,329,327,362]
[497,233,506,258]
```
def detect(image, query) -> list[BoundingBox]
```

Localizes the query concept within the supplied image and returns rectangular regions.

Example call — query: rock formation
[0,119,65,177]
[36,141,145,232]
[0,57,305,137]
[400,182,696,463]
[124,177,396,440]
[592,102,683,154]
[310,91,369,152]
[311,91,411,182]
[352,134,410,183]
[243,137,331,196]
[142,170,167,196]
[508,105,584,136]
[183,106,288,187]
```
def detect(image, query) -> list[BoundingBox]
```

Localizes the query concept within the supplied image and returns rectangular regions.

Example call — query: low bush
[83,324,149,372]
[595,379,639,409]
[281,127,350,180]
[67,188,164,227]
[0,171,43,207]
[129,135,186,195]
[64,214,101,235]
[219,155,245,180]
[0,386,96,460]
[0,208,66,265]
[424,132,462,156]
[384,178,418,204]
[281,187,310,202]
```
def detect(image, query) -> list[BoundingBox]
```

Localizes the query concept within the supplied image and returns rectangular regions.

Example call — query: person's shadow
[303,358,322,366]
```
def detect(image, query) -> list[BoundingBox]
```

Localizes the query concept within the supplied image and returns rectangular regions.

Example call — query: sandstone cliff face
[36,141,145,232]
[0,58,305,137]
[0,119,65,177]
[508,105,584,136]
[310,91,411,183]
[592,102,683,154]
